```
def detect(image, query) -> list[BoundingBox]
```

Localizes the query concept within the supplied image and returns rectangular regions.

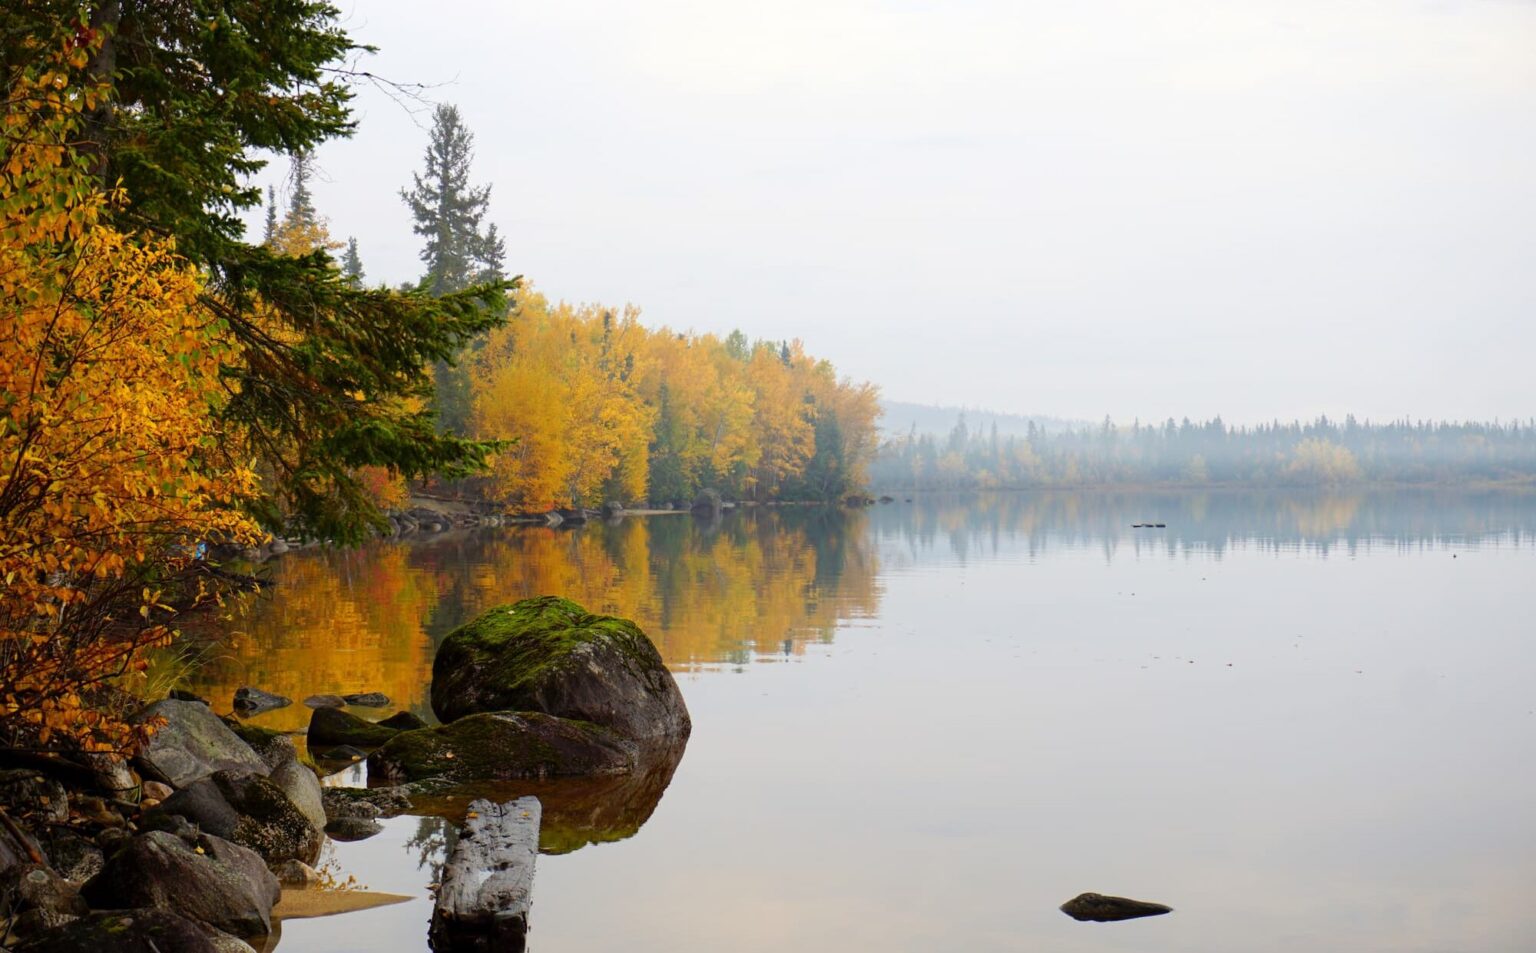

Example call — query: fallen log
[430,796,542,952]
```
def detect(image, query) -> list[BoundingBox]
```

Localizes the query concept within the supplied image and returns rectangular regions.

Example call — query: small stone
[302,694,347,709]
[232,687,291,716]
[1059,892,1173,922]
[142,781,174,801]
[272,859,320,888]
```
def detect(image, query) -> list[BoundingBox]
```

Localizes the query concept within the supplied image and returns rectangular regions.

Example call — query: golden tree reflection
[185,509,882,723]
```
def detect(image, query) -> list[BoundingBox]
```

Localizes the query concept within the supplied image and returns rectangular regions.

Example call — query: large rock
[0,864,88,935]
[0,770,67,825]
[223,722,297,772]
[14,909,256,953]
[307,707,399,748]
[429,596,691,744]
[368,712,637,785]
[81,831,279,938]
[131,700,267,788]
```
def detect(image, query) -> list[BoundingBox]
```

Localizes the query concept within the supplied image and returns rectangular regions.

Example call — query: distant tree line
[872,415,1536,489]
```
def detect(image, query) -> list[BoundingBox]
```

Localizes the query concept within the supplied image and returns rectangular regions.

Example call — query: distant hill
[879,400,1084,440]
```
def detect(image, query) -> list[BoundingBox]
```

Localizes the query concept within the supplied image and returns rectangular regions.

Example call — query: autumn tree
[1,0,514,544]
[0,34,259,754]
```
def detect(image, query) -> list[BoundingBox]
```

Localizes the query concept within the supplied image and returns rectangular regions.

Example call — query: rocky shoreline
[0,597,690,952]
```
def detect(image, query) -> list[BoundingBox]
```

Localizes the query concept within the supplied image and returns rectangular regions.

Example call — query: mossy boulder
[307,707,399,748]
[429,596,690,743]
[14,909,256,953]
[132,700,267,788]
[367,712,637,785]
[148,770,322,866]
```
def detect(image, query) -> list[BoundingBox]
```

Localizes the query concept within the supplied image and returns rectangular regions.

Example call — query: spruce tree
[341,237,364,285]
[400,103,504,433]
[262,185,278,245]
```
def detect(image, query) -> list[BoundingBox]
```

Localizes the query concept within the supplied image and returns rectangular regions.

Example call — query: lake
[184,490,1536,953]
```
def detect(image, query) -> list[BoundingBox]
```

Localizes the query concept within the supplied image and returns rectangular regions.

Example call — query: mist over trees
[872,415,1536,489]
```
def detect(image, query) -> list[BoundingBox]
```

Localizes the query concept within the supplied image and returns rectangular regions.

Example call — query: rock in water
[307,707,399,748]
[342,691,390,707]
[431,797,541,953]
[429,596,690,744]
[231,687,290,716]
[81,831,279,938]
[302,694,346,709]
[13,909,257,953]
[132,700,269,788]
[377,710,429,731]
[368,712,637,785]
[1059,892,1173,922]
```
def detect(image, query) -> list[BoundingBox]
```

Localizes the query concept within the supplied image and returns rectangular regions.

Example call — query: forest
[872,414,1536,489]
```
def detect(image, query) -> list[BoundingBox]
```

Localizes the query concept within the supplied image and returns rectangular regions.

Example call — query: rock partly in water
[301,694,347,709]
[368,712,637,785]
[132,700,269,788]
[149,771,322,866]
[320,785,412,821]
[323,817,383,841]
[272,859,320,888]
[342,692,390,708]
[231,687,291,716]
[429,596,691,744]
[13,909,257,953]
[307,707,399,748]
[81,831,280,938]
[377,710,429,732]
[1059,893,1174,922]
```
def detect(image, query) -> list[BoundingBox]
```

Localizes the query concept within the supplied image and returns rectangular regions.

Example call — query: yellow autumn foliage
[0,37,259,752]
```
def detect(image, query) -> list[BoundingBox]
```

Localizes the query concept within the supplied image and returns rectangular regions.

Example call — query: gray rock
[0,770,67,825]
[429,596,691,745]
[131,700,268,788]
[1059,892,1173,922]
[81,831,279,938]
[368,712,638,785]
[167,689,208,705]
[342,691,390,707]
[320,786,411,821]
[272,859,320,887]
[269,760,325,833]
[690,488,724,515]
[323,817,383,841]
[302,694,347,709]
[143,811,204,845]
[0,864,88,934]
[212,770,323,865]
[222,721,297,772]
[231,687,291,716]
[149,779,241,840]
[37,830,104,884]
[14,909,257,953]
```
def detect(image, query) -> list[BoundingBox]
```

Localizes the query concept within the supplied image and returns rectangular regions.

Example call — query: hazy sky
[256,0,1536,424]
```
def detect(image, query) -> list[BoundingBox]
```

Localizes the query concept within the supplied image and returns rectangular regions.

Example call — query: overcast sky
[254,0,1536,425]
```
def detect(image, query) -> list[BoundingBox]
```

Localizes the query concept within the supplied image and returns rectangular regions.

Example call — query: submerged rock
[323,817,383,841]
[1059,892,1173,922]
[368,712,637,785]
[13,909,256,953]
[131,700,268,788]
[429,596,691,744]
[320,785,412,821]
[302,694,346,709]
[342,691,390,708]
[82,831,279,938]
[307,707,399,748]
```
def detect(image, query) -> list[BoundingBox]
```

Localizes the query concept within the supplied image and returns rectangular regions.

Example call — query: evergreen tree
[284,151,319,234]
[400,104,505,434]
[0,1,515,542]
[401,104,499,295]
[341,237,364,285]
[262,185,278,245]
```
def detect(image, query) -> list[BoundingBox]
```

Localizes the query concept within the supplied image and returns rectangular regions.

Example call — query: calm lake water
[186,491,1536,953]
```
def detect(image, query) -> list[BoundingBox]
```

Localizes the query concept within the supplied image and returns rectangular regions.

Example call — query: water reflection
[184,491,1535,728]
